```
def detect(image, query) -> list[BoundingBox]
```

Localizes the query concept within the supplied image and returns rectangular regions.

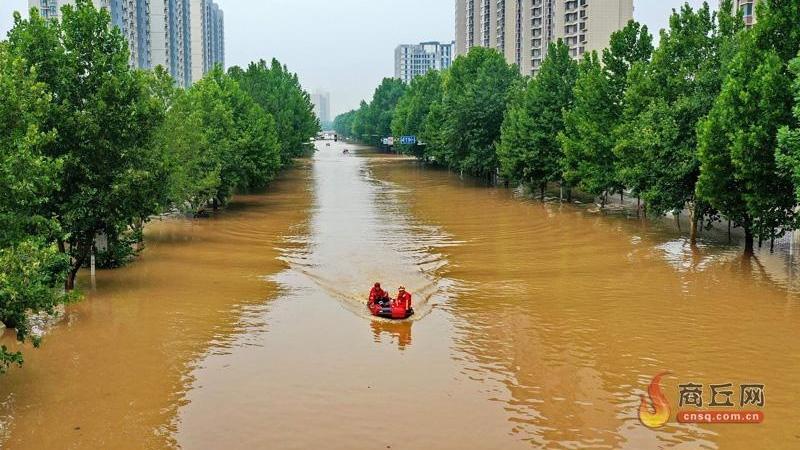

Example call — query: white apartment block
[456,0,633,75]
[190,0,224,83]
[394,41,455,83]
[28,0,221,86]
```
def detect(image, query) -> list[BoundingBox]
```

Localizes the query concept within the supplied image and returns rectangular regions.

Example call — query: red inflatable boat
[368,301,414,320]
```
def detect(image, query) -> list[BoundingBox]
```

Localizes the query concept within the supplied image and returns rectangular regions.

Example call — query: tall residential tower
[394,41,454,83]
[28,0,222,86]
[191,0,225,83]
[455,0,634,75]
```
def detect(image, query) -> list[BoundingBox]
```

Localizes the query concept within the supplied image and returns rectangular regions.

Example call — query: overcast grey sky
[1,1,708,116]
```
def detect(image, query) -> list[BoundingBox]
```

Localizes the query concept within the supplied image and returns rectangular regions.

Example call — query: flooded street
[1,141,799,449]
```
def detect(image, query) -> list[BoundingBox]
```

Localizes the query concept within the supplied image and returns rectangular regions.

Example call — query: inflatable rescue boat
[368,301,414,320]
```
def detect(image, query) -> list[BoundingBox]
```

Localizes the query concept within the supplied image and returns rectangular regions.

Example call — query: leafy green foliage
[559,52,618,199]
[0,1,314,374]
[437,47,520,177]
[558,21,653,202]
[615,4,733,243]
[498,41,577,190]
[333,110,356,138]
[229,60,319,164]
[0,241,72,373]
[7,1,167,288]
[777,57,800,203]
[391,70,443,158]
[602,20,654,108]
[177,66,282,207]
[0,41,71,372]
[341,78,407,145]
[697,0,800,252]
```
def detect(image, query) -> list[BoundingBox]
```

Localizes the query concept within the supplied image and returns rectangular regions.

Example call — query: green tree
[560,22,653,205]
[351,101,372,142]
[603,20,654,108]
[370,78,407,140]
[777,57,800,203]
[346,78,407,146]
[333,110,356,138]
[8,1,168,289]
[697,0,800,254]
[0,43,71,372]
[229,60,319,164]
[391,70,443,158]
[616,3,735,245]
[183,66,282,208]
[498,41,577,197]
[559,52,618,202]
[441,47,520,178]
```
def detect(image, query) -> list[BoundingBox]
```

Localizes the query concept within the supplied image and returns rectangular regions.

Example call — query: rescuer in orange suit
[393,286,412,312]
[369,282,389,307]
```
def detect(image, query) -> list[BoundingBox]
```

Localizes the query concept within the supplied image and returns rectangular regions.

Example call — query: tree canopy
[229,60,319,164]
[697,0,800,253]
[0,0,317,372]
[498,41,577,194]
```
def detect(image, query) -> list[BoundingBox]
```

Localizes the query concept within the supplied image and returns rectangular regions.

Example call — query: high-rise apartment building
[311,91,331,125]
[191,0,224,83]
[28,0,221,86]
[394,41,455,83]
[456,0,633,75]
[165,0,193,87]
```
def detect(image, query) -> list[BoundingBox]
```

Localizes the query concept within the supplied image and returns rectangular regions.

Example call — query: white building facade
[456,0,633,75]
[28,0,222,86]
[394,41,455,83]
[190,0,224,83]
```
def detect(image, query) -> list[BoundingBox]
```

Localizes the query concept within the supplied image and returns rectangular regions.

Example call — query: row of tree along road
[0,0,319,372]
[335,0,800,257]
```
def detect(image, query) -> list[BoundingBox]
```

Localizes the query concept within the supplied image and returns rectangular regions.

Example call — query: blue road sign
[400,136,417,145]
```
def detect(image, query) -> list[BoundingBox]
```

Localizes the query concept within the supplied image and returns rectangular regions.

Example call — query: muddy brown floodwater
[1,141,799,449]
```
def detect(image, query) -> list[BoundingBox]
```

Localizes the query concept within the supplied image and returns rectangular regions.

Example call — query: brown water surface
[0,142,798,449]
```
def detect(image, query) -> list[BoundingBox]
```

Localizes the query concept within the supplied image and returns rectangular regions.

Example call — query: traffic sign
[400,136,417,145]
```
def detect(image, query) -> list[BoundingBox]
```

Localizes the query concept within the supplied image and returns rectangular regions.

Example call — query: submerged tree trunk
[728,220,732,244]
[566,187,572,203]
[689,214,699,247]
[540,183,546,201]
[65,241,91,291]
[636,196,641,218]
[744,226,755,256]
[688,202,700,247]
[770,229,776,253]
[66,261,81,291]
